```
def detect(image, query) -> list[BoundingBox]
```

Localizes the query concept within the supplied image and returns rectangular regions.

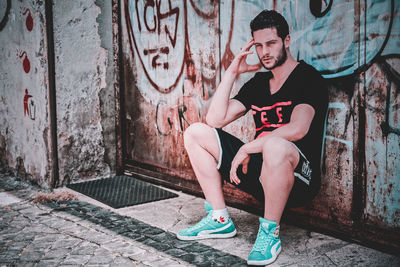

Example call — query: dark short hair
[250,10,289,40]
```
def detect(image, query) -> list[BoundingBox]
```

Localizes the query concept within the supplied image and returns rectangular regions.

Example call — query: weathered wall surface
[120,0,400,246]
[0,0,52,188]
[0,0,117,187]
[53,0,115,185]
[95,0,117,179]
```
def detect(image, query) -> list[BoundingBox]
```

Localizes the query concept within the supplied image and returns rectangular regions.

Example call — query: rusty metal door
[118,0,400,251]
[119,0,259,204]
[119,0,226,194]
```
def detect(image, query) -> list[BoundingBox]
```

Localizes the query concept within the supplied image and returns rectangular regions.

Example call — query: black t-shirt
[233,61,328,178]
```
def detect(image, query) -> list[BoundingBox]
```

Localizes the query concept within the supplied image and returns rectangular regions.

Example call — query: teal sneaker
[247,217,281,265]
[177,201,237,241]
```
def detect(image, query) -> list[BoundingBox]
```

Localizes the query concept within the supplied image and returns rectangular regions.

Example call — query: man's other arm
[241,103,315,154]
[229,104,315,184]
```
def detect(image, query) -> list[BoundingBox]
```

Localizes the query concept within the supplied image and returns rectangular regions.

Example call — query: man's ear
[284,34,290,48]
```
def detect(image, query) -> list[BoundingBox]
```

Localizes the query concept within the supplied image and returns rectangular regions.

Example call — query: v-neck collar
[267,60,303,96]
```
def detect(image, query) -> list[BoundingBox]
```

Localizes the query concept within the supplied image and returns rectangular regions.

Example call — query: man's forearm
[206,70,237,126]
[241,104,315,154]
[241,125,298,154]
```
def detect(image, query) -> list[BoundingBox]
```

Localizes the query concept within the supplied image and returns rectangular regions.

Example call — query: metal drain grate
[67,176,178,209]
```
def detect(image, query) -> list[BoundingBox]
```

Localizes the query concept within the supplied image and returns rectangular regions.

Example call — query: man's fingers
[230,166,236,182]
[237,50,253,59]
[242,38,255,51]
[242,163,248,174]
[248,63,262,71]
[232,175,240,185]
[230,165,241,185]
[234,51,254,65]
[230,172,238,184]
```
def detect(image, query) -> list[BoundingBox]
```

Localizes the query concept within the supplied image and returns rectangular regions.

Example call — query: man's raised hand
[227,39,262,75]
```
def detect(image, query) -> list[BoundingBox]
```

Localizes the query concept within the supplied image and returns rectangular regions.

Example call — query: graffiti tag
[126,0,185,94]
[0,0,11,31]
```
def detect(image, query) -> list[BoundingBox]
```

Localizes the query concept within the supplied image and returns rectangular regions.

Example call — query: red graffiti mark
[221,0,235,71]
[221,46,234,71]
[23,8,33,31]
[143,0,156,32]
[125,0,234,93]
[155,94,202,135]
[125,0,185,93]
[23,89,32,116]
[143,46,170,69]
[185,0,234,91]
[143,46,170,55]
[156,100,173,135]
[189,0,219,19]
[136,0,180,47]
[19,51,30,73]
[157,0,180,47]
[186,58,196,84]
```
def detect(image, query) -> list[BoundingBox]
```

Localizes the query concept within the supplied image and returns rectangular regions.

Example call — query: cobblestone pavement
[0,169,399,266]
[0,171,246,266]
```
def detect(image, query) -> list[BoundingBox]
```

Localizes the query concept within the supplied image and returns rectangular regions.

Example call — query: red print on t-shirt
[276,107,283,122]
[251,101,292,133]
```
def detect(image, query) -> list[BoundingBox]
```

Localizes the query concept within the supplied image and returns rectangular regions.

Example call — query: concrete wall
[53,0,115,185]
[0,0,52,188]
[0,0,116,187]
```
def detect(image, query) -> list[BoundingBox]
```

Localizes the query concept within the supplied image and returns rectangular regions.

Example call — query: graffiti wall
[121,0,400,244]
[0,0,52,187]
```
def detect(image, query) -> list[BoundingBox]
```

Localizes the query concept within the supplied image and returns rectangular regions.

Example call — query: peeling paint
[53,0,110,185]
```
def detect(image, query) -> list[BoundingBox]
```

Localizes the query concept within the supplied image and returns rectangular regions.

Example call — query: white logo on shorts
[302,161,312,179]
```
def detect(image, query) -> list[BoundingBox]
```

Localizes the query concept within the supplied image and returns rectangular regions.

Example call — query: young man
[177,10,328,265]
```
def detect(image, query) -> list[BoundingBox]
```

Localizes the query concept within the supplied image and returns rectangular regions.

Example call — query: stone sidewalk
[0,170,399,266]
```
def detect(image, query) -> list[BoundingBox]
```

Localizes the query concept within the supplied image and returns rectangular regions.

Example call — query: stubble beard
[260,44,287,71]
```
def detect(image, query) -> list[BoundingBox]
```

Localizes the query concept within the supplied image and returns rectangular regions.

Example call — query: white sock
[212,208,230,223]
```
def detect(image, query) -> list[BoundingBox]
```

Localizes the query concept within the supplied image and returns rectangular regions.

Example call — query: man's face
[253,28,288,70]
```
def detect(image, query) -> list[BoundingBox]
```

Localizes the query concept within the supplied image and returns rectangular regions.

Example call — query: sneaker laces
[253,226,273,252]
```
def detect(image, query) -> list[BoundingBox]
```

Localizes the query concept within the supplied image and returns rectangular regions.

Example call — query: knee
[262,137,298,168]
[184,122,213,149]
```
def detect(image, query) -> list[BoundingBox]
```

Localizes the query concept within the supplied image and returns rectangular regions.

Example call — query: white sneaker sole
[247,246,281,266]
[177,229,237,241]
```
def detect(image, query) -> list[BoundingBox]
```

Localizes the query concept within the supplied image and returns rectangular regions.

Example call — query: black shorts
[215,128,317,208]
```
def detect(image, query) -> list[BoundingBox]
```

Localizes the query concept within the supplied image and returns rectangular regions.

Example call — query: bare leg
[184,122,226,210]
[260,136,300,224]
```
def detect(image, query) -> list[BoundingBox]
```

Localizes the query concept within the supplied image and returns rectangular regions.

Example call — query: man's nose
[262,45,270,56]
